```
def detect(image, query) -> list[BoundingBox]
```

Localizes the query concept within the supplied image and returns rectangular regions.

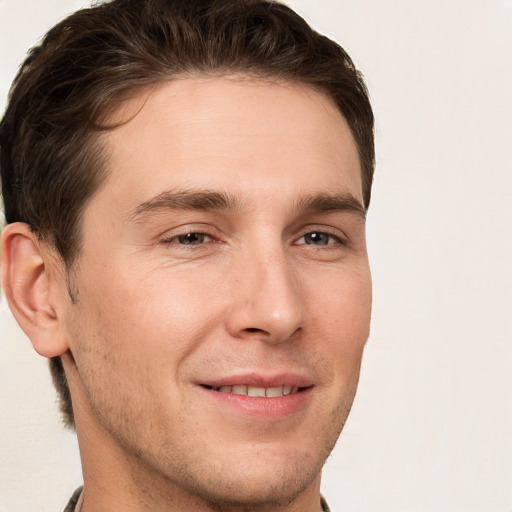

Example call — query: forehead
[94,75,362,213]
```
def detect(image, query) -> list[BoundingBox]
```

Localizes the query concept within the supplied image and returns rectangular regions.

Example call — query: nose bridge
[227,238,304,343]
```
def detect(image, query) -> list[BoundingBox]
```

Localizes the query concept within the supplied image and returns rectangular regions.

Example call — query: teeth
[232,385,247,395]
[211,385,301,397]
[265,386,284,397]
[248,386,266,397]
[283,385,293,396]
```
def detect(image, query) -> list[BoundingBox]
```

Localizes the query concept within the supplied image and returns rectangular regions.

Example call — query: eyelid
[158,224,219,244]
[294,226,348,246]
[157,223,348,246]
[168,233,213,244]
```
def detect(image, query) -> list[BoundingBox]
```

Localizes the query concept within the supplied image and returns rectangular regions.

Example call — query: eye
[296,231,341,246]
[167,232,212,245]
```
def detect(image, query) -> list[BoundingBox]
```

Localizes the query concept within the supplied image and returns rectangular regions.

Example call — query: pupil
[306,232,328,245]
[180,233,204,245]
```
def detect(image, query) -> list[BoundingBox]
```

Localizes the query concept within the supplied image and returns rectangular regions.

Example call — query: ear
[1,222,69,357]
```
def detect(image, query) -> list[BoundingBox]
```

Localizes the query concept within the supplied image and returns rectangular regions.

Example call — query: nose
[225,247,304,344]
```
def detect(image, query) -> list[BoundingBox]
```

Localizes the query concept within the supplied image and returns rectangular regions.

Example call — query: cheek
[73,263,225,369]
[310,263,371,323]
[307,266,371,366]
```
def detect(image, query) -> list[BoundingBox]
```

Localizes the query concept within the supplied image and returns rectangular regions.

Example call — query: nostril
[244,327,270,335]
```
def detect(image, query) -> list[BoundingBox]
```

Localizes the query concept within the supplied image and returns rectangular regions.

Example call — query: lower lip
[198,386,314,420]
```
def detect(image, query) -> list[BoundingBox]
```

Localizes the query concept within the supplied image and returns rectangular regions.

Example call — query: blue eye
[171,233,211,245]
[297,232,339,246]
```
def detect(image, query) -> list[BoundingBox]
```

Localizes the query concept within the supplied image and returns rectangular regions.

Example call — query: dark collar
[63,486,82,512]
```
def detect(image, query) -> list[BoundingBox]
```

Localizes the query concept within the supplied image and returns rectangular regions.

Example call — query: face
[59,76,372,509]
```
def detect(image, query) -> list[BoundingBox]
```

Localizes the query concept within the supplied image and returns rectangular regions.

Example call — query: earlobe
[1,222,69,357]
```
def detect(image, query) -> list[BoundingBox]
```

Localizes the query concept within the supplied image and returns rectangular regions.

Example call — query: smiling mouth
[202,384,307,397]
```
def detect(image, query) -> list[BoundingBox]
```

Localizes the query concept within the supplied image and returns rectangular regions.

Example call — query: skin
[2,76,371,512]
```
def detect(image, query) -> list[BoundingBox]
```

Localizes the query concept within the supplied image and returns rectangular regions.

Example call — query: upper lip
[197,372,314,389]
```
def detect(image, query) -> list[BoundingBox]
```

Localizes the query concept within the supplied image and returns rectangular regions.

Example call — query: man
[0,0,374,510]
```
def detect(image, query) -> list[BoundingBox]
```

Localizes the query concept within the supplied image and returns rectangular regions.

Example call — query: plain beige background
[1,1,511,511]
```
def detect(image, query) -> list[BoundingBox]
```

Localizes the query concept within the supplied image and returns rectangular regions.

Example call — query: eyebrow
[128,190,242,221]
[295,192,366,219]
[128,189,365,222]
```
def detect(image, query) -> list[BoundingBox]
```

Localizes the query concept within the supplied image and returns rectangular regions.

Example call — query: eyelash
[295,230,344,247]
[161,231,215,246]
[161,228,345,248]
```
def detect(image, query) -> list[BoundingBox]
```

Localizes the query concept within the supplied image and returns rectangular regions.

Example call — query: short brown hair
[0,0,374,428]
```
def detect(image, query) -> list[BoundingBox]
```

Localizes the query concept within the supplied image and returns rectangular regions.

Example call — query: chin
[150,439,327,510]
[180,460,321,510]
